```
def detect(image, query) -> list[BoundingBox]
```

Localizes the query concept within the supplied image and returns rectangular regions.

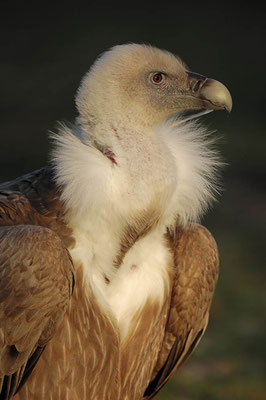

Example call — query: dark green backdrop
[1,2,265,399]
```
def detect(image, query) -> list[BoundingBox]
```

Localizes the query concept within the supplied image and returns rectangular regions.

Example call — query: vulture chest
[16,253,172,400]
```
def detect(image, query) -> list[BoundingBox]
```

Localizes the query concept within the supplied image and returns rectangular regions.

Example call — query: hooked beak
[186,71,232,112]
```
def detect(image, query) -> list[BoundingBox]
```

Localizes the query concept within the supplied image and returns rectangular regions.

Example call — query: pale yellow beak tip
[201,79,232,112]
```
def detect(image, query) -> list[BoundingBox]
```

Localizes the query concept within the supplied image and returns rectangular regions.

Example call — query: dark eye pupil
[153,73,162,83]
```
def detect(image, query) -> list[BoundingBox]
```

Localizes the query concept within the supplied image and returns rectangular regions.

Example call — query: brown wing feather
[0,168,75,249]
[0,223,74,399]
[0,167,60,217]
[144,224,219,399]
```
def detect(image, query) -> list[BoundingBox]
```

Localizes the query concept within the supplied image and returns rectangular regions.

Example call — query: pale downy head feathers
[75,44,190,131]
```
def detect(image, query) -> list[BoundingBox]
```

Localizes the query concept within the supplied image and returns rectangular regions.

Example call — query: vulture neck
[53,118,177,289]
[52,117,219,307]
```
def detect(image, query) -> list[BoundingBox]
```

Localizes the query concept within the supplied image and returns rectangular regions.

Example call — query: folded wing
[144,224,219,399]
[0,192,74,399]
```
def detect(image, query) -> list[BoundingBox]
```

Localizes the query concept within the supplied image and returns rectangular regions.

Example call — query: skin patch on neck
[103,148,117,165]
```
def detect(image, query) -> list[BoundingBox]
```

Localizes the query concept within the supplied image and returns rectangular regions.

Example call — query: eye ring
[150,72,165,84]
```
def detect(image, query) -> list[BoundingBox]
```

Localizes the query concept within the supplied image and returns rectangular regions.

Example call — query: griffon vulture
[0,44,232,400]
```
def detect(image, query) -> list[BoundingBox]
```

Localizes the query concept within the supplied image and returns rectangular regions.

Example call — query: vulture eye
[151,72,165,84]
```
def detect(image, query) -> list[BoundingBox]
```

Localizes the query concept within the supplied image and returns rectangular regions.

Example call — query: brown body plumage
[0,168,218,400]
[0,44,231,399]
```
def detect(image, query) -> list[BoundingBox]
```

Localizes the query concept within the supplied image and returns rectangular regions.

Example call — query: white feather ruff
[159,119,222,225]
[51,119,221,227]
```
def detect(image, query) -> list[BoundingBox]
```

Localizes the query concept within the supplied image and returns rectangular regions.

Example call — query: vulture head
[76,44,232,131]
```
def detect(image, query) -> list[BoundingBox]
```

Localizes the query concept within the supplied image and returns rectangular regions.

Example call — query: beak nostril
[193,79,203,93]
[186,71,208,94]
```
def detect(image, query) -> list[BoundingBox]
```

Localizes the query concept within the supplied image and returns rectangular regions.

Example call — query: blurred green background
[1,2,265,399]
